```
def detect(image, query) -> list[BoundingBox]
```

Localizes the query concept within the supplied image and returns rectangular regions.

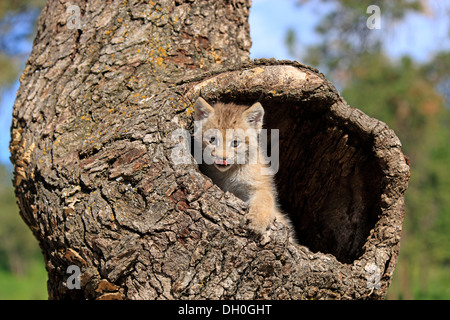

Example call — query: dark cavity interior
[194,95,382,264]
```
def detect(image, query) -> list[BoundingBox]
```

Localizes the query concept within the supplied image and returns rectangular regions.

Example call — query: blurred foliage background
[0,0,47,299]
[0,0,449,299]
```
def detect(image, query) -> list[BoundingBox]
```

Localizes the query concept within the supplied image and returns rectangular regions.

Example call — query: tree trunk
[10,0,410,300]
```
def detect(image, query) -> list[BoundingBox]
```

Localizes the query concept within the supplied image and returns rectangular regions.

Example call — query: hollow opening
[263,98,382,264]
[192,93,382,264]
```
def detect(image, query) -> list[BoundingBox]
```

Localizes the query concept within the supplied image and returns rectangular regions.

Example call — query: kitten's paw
[247,203,273,234]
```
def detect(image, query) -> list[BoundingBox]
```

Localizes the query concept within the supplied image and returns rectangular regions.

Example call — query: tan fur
[194,97,290,233]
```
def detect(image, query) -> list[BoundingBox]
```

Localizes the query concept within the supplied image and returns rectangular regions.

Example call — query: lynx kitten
[193,97,289,233]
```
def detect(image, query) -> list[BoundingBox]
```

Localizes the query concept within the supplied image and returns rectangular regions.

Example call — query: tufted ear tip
[243,102,264,129]
[194,97,214,121]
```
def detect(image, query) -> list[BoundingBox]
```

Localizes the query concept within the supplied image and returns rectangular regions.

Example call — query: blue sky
[0,0,449,166]
[0,82,18,166]
[249,0,450,62]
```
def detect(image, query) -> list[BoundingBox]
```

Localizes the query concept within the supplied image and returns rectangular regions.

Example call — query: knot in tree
[9,0,409,300]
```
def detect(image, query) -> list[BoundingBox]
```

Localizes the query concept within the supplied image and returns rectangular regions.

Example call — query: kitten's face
[202,128,249,172]
[194,98,264,172]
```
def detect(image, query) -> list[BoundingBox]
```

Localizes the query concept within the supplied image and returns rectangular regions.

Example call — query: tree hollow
[185,61,409,265]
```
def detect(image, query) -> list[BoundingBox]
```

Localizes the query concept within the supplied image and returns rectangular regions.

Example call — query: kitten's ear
[243,102,264,130]
[194,97,214,121]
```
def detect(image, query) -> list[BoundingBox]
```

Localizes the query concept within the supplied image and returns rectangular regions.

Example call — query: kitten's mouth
[214,159,231,171]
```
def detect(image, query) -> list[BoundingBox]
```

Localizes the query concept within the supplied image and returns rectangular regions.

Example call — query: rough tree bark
[10,0,410,300]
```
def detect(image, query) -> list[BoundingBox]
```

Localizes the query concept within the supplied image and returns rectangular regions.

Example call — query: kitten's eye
[209,136,217,145]
[231,139,240,148]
